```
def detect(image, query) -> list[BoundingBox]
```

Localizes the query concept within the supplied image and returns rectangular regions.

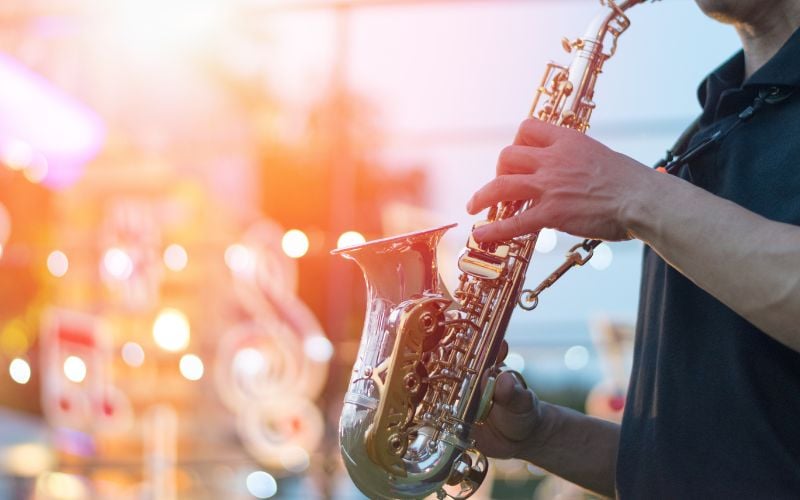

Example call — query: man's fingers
[472,206,548,242]
[496,145,546,175]
[467,175,542,215]
[493,371,535,413]
[513,118,564,147]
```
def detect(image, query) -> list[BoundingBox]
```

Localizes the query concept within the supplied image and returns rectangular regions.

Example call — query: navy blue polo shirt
[616,29,800,498]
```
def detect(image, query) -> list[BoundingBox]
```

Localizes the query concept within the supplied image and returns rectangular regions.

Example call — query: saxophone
[334,1,647,498]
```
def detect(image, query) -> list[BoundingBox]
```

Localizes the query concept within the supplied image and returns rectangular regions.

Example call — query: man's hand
[471,370,544,460]
[466,118,656,242]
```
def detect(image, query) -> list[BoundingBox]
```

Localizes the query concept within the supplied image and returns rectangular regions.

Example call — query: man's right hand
[472,370,544,460]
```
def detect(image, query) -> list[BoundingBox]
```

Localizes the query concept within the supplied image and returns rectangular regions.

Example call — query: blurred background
[0,0,738,498]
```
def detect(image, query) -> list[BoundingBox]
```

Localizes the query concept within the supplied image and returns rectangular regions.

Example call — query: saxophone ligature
[334,1,649,498]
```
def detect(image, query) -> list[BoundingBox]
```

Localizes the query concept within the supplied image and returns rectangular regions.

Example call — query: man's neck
[735,2,800,79]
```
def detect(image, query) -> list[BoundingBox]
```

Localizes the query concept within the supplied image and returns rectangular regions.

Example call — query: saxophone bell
[336,224,484,499]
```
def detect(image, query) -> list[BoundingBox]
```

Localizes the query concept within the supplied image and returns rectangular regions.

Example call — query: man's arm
[468,119,800,352]
[473,372,620,498]
[623,172,800,351]
[520,402,620,497]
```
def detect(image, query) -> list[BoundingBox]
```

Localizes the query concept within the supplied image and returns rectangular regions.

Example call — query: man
[469,0,800,497]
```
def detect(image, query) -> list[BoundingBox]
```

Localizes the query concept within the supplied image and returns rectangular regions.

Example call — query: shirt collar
[746,26,800,88]
[698,26,800,109]
[697,29,800,126]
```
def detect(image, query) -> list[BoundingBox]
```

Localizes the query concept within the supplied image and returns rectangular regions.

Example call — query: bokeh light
[4,443,53,477]
[9,358,31,384]
[303,335,334,363]
[63,355,87,383]
[246,470,278,499]
[589,242,613,270]
[337,230,366,249]
[233,347,265,378]
[102,247,134,280]
[224,243,256,274]
[152,308,190,352]
[163,243,188,271]
[535,228,557,254]
[564,345,590,371]
[281,229,309,259]
[179,354,204,381]
[121,342,145,367]
[46,250,69,277]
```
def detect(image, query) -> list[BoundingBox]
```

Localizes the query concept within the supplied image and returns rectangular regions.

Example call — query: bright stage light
[337,231,366,249]
[179,354,204,381]
[103,247,134,280]
[152,308,190,352]
[281,229,309,259]
[163,243,188,271]
[121,342,145,367]
[47,250,69,278]
[9,358,31,384]
[246,470,278,499]
[63,356,87,383]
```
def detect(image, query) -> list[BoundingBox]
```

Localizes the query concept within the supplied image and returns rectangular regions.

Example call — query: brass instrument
[334,1,648,498]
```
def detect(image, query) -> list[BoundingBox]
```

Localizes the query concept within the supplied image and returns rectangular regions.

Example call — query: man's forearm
[518,401,620,497]
[623,171,800,351]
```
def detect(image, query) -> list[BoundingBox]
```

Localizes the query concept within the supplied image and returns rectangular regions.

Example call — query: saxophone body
[334,2,645,498]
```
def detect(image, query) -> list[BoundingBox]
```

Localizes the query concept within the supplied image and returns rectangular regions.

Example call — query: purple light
[0,53,105,189]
